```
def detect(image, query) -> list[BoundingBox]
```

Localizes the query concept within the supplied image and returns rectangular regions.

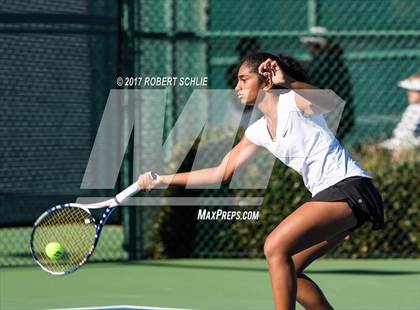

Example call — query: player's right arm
[137,136,260,191]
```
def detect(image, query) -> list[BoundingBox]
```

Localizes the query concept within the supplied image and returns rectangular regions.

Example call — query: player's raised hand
[258,58,287,86]
[137,171,161,192]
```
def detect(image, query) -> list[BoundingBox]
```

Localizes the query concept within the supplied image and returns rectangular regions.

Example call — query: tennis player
[138,52,384,310]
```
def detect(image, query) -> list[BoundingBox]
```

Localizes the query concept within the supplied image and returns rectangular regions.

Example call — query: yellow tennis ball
[45,242,64,260]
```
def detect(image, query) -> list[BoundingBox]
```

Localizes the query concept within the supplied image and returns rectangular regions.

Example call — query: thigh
[266,201,356,257]
[293,231,348,274]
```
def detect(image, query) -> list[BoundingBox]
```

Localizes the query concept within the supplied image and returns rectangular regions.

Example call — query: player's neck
[256,92,279,123]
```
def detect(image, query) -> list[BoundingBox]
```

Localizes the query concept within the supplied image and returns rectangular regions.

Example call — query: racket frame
[30,172,156,275]
[29,203,115,275]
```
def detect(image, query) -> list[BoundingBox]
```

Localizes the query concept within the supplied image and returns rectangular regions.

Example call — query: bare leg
[293,232,347,310]
[297,274,333,310]
[264,201,357,310]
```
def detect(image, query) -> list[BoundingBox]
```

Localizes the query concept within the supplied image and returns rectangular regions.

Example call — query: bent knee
[263,233,291,261]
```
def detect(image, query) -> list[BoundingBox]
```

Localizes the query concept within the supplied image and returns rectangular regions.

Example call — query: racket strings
[32,206,96,273]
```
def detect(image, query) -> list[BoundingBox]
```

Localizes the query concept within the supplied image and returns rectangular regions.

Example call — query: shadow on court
[4,256,418,277]
[127,261,420,276]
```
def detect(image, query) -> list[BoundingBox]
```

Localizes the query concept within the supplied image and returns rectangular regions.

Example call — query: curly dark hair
[240,52,310,85]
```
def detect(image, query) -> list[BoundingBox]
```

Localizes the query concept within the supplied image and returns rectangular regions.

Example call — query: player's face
[407,90,420,104]
[234,63,263,105]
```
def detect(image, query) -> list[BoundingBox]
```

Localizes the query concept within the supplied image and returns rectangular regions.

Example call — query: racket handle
[114,172,158,205]
[115,183,139,204]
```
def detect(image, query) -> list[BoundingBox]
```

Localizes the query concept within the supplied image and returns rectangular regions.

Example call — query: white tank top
[245,90,371,196]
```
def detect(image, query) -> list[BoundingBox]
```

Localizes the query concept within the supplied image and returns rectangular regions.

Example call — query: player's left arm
[288,80,338,115]
[258,58,338,115]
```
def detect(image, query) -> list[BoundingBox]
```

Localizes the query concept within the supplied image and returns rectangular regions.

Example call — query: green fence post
[120,0,138,261]
[308,0,317,28]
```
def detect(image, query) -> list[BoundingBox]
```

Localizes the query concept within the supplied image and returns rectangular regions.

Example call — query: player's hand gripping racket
[29,172,157,275]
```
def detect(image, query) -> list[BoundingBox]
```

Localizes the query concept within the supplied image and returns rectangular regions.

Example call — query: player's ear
[260,74,273,91]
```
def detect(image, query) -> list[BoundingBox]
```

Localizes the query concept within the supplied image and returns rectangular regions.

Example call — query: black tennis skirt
[310,176,385,231]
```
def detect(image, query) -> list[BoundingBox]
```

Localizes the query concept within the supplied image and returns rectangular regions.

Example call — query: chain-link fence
[0,0,125,266]
[1,0,419,267]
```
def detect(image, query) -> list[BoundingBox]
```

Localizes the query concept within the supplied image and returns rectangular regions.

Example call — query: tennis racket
[29,172,157,275]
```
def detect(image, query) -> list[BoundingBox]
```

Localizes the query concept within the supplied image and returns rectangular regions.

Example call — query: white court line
[49,305,194,310]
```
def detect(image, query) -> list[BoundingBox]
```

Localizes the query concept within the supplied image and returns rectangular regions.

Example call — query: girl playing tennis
[137,52,384,310]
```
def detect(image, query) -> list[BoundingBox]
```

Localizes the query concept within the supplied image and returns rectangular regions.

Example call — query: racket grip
[115,182,139,204]
[114,172,157,205]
